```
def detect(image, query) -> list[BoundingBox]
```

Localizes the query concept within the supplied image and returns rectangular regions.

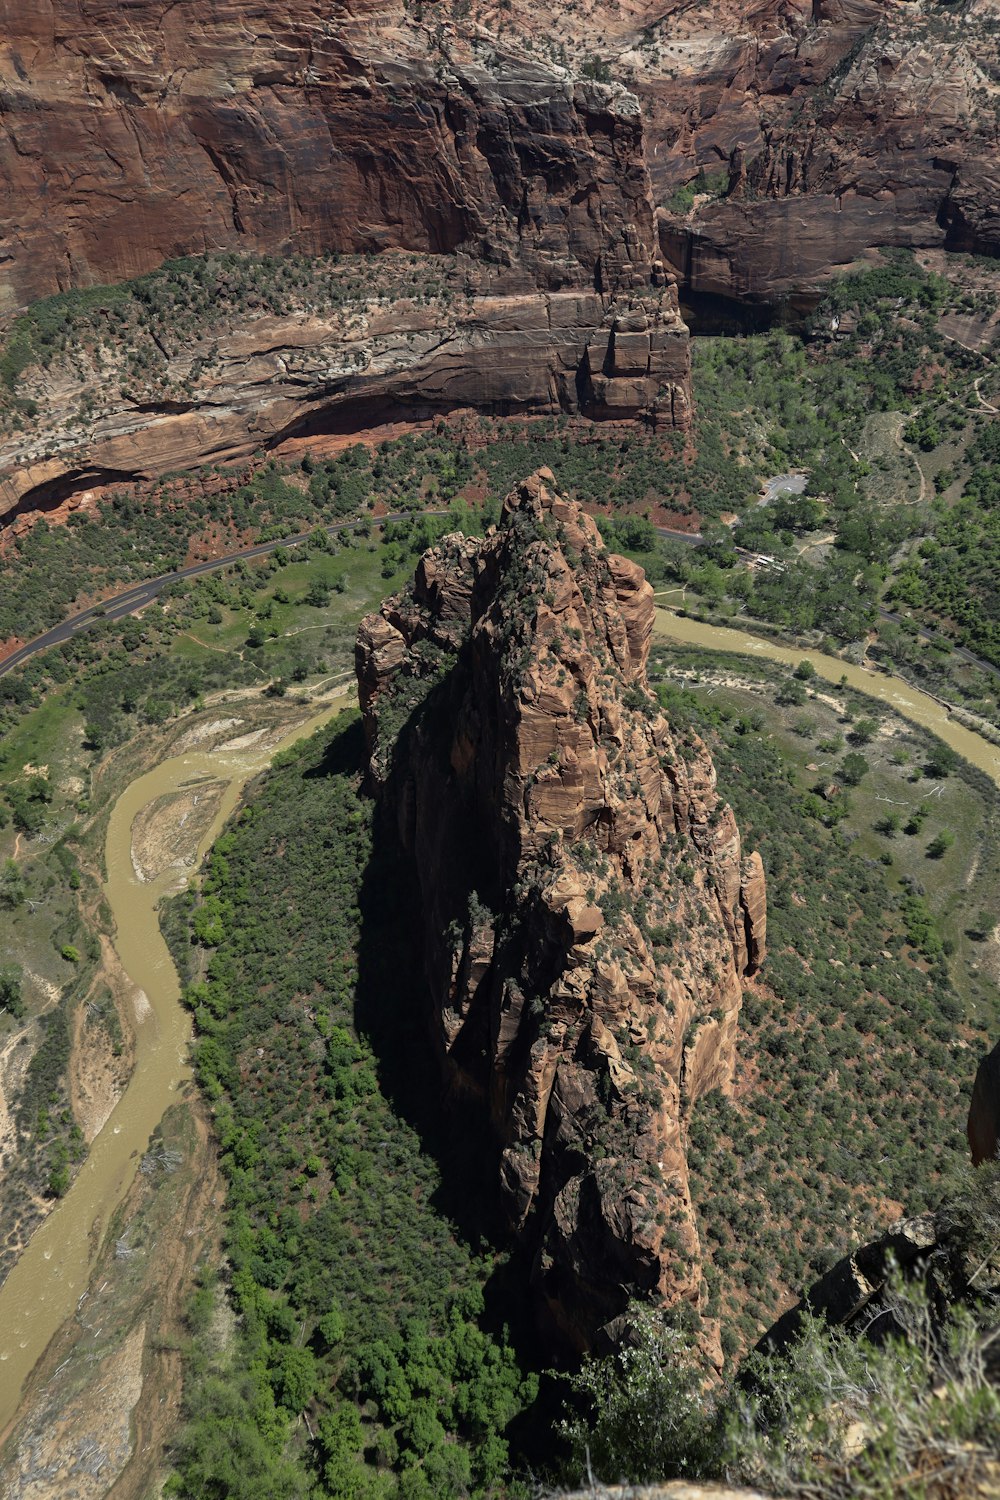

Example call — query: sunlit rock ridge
[356,471,766,1351]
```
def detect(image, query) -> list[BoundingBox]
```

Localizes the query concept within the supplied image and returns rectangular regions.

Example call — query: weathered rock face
[641,0,1000,305]
[0,3,694,515]
[356,470,765,1350]
[0,4,662,310]
[484,0,1000,306]
[0,273,690,521]
[0,0,997,343]
[968,1038,1000,1167]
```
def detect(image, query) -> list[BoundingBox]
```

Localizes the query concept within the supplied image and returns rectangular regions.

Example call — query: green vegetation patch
[647,658,995,1351]
[888,420,1000,666]
[167,717,537,1499]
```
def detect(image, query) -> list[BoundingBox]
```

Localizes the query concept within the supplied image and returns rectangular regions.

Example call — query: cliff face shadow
[353,694,545,1374]
[302,711,365,779]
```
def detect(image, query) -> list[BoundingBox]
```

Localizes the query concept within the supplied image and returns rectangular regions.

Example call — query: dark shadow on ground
[351,684,571,1470]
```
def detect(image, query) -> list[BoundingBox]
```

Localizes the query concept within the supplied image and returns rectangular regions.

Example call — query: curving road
[2,512,997,688]
[0,512,417,682]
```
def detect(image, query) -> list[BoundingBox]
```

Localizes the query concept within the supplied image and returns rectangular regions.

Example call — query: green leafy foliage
[169,717,537,1497]
[650,664,990,1349]
[888,422,1000,667]
[558,1308,716,1485]
[0,964,25,1020]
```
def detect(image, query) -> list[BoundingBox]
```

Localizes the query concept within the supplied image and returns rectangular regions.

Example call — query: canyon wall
[2,1,996,511]
[0,2,650,309]
[0,1,694,514]
[0,274,690,519]
[479,0,1000,306]
[642,0,1000,305]
[2,1,993,318]
[356,470,766,1350]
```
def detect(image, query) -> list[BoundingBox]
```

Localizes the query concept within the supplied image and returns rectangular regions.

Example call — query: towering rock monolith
[357,471,766,1350]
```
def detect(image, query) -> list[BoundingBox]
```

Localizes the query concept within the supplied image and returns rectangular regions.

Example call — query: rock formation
[0,266,690,520]
[2,0,998,511]
[356,470,766,1350]
[0,6,655,311]
[0,3,693,516]
[1,1,997,325]
[639,0,1000,307]
[968,1037,1000,1167]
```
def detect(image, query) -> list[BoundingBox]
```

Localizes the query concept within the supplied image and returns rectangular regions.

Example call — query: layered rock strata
[356,470,765,1349]
[0,268,690,520]
[464,0,1000,306]
[0,7,653,310]
[2,0,997,325]
[0,2,692,516]
[642,0,1000,305]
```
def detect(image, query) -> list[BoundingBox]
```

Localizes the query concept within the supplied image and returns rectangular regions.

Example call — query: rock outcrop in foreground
[356,472,765,1350]
[968,1037,1000,1167]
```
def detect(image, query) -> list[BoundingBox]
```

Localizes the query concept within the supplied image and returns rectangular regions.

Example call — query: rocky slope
[1,2,997,322]
[0,2,693,517]
[0,256,689,520]
[356,470,766,1351]
[759,1042,1000,1355]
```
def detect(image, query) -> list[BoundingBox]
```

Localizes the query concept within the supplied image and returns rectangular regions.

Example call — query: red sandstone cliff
[0,2,693,515]
[0,3,653,309]
[1,1,996,320]
[356,470,766,1349]
[1,1,996,514]
[482,0,1000,305]
[650,0,1000,305]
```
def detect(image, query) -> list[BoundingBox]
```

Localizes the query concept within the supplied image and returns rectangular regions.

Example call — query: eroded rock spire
[357,471,766,1351]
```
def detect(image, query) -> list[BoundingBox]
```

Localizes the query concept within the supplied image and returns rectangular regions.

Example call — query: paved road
[0,512,418,682]
[652,525,1000,683]
[877,606,1000,682]
[2,512,997,688]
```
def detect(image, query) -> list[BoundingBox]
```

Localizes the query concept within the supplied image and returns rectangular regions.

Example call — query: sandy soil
[215,724,270,751]
[215,719,308,753]
[5,1323,146,1500]
[0,1100,224,1500]
[0,1029,34,1176]
[170,715,244,754]
[69,938,137,1145]
[129,780,227,883]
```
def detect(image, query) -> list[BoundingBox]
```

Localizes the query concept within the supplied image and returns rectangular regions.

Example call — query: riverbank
[0,685,355,1456]
[653,609,1000,790]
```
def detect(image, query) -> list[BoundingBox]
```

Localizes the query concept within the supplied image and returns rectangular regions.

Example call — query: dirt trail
[973,374,999,415]
[894,417,927,504]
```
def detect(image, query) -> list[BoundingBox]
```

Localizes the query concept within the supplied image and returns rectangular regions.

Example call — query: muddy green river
[2,614,1000,1429]
[655,609,1000,786]
[0,693,351,1429]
